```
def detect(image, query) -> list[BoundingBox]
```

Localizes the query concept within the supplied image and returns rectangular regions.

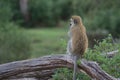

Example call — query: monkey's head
[70,15,82,26]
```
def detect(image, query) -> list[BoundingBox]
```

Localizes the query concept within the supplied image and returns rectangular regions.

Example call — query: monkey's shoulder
[70,27,80,33]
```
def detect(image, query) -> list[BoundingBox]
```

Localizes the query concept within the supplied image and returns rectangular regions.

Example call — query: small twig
[105,50,119,58]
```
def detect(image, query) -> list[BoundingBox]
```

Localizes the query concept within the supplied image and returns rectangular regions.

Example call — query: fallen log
[0,54,118,80]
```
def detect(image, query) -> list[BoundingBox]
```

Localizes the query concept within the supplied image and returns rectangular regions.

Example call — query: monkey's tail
[73,56,77,80]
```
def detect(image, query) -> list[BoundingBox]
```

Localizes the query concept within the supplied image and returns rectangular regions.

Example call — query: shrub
[52,35,120,80]
[85,35,120,77]
[0,23,31,64]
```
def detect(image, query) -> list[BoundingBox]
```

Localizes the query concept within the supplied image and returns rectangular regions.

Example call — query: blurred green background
[0,0,120,79]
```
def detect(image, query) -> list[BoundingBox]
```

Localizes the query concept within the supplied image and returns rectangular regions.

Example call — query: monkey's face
[71,15,82,25]
[70,18,75,28]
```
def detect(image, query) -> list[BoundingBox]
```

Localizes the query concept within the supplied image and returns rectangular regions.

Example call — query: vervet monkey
[66,15,88,80]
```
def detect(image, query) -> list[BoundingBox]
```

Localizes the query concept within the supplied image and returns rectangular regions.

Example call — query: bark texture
[0,54,118,80]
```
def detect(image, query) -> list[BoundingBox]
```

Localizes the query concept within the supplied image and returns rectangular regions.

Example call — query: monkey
[66,15,88,80]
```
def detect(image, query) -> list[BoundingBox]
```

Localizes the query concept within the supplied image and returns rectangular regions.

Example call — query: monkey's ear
[74,19,78,24]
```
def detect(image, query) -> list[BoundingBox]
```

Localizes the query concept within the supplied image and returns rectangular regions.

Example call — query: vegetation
[0,23,31,64]
[0,26,119,79]
[0,0,119,79]
[0,0,120,36]
[26,29,120,79]
[0,1,31,64]
[26,28,67,58]
[85,35,120,77]
[52,35,120,80]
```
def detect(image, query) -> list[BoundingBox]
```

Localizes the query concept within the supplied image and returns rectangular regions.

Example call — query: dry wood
[0,54,118,80]
[106,50,119,58]
[101,50,119,58]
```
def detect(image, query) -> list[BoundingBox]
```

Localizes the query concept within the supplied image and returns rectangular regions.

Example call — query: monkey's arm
[66,40,72,54]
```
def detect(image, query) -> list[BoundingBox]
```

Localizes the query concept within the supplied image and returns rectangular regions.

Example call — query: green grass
[26,28,68,58]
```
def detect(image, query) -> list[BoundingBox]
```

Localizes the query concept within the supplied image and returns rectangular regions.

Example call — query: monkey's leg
[66,40,73,62]
[73,56,77,80]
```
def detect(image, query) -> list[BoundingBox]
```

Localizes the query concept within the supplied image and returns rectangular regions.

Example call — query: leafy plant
[85,34,120,77]
[0,23,31,64]
[52,35,120,80]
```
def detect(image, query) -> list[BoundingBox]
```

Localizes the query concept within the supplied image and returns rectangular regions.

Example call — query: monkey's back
[71,26,88,58]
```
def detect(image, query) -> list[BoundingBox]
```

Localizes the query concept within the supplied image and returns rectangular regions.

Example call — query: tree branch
[106,50,119,58]
[0,54,118,80]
